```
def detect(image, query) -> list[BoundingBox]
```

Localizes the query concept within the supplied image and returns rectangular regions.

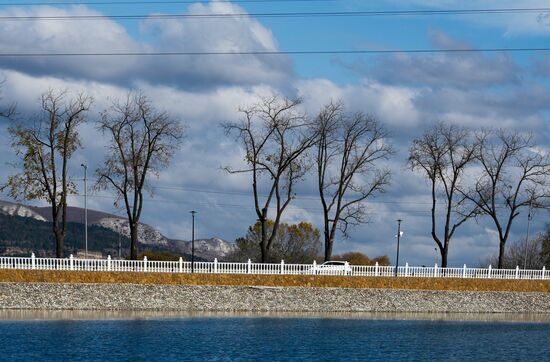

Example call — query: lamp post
[191,210,197,273]
[81,163,88,258]
[395,219,402,277]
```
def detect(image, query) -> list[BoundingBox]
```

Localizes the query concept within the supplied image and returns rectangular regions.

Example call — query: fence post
[31,253,36,270]
[143,256,148,272]
[247,259,251,274]
[434,263,438,277]
[107,255,111,272]
[69,254,74,271]
[345,261,350,276]
[515,265,519,279]
[375,261,379,277]
[543,266,546,280]
[488,265,492,279]
[281,260,284,274]
[463,264,466,278]
[405,262,409,277]
[179,257,183,273]
[214,258,218,274]
[312,260,317,275]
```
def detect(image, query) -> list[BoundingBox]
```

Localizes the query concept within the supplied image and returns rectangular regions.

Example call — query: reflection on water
[1,309,549,322]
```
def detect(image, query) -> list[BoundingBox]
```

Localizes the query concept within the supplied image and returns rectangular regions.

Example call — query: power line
[74,191,441,215]
[1,7,550,20]
[0,47,549,57]
[0,0,334,5]
[67,178,534,208]
[150,184,437,205]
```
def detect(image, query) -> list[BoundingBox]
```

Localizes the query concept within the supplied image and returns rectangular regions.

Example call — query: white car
[310,261,352,275]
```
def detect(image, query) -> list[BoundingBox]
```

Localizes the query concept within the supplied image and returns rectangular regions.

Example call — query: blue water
[0,316,548,361]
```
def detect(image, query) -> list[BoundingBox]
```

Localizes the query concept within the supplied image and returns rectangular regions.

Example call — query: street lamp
[190,210,197,273]
[395,219,403,277]
[81,163,88,258]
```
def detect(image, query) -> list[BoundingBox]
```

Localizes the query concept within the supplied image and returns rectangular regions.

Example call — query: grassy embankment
[0,269,548,292]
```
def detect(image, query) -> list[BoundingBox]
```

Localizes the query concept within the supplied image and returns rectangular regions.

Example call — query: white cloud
[0,4,292,90]
[383,0,550,36]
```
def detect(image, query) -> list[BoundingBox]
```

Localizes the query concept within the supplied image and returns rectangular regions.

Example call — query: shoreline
[1,309,550,322]
[0,282,548,314]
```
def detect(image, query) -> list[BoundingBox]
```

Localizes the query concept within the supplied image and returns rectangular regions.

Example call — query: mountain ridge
[0,199,235,260]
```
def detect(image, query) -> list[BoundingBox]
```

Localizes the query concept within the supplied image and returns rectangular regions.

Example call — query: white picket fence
[0,254,547,280]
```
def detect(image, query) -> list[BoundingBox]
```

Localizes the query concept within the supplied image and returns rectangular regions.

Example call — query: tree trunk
[440,246,448,268]
[324,232,333,262]
[497,240,506,269]
[52,211,64,258]
[54,229,64,258]
[130,223,139,260]
[260,220,268,263]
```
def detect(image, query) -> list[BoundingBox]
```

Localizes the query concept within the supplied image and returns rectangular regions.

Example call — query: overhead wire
[0,0,335,5]
[1,7,550,20]
[72,191,442,216]
[0,47,549,57]
[0,8,550,21]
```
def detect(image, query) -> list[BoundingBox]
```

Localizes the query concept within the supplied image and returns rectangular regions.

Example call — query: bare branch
[461,128,550,268]
[5,89,92,257]
[95,91,185,259]
[408,121,477,267]
[223,95,316,262]
[315,102,393,260]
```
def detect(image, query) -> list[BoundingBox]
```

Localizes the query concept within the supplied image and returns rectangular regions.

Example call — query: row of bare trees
[224,97,393,262]
[2,84,549,265]
[1,88,183,258]
[226,98,550,266]
[409,122,550,268]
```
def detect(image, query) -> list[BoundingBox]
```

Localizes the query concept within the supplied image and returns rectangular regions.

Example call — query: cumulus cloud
[295,78,421,129]
[343,29,519,89]
[382,0,550,36]
[0,3,292,90]
[534,55,550,77]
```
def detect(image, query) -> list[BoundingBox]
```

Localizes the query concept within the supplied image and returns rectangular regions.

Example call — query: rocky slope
[0,200,46,222]
[168,237,236,261]
[95,217,169,247]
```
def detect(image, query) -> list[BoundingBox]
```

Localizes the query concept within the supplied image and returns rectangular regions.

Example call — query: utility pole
[81,163,88,258]
[395,219,402,277]
[191,210,197,273]
[523,202,533,269]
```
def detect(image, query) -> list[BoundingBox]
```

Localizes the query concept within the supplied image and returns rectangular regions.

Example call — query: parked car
[309,261,352,275]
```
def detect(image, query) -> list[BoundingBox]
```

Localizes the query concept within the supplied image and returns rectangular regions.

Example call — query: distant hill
[30,204,118,224]
[0,212,131,258]
[0,199,235,260]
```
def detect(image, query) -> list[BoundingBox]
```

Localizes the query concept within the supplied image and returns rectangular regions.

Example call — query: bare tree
[464,129,550,268]
[408,122,478,267]
[479,236,545,269]
[96,92,184,260]
[315,102,392,261]
[224,96,316,262]
[3,90,92,257]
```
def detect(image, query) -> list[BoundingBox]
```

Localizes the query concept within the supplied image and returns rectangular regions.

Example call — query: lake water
[0,311,548,361]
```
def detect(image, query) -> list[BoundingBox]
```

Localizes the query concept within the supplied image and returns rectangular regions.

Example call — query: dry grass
[0,269,548,292]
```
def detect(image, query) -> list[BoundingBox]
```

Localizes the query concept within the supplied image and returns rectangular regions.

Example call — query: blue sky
[0,0,549,266]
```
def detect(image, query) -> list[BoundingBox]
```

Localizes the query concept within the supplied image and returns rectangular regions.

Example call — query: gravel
[0,283,548,313]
